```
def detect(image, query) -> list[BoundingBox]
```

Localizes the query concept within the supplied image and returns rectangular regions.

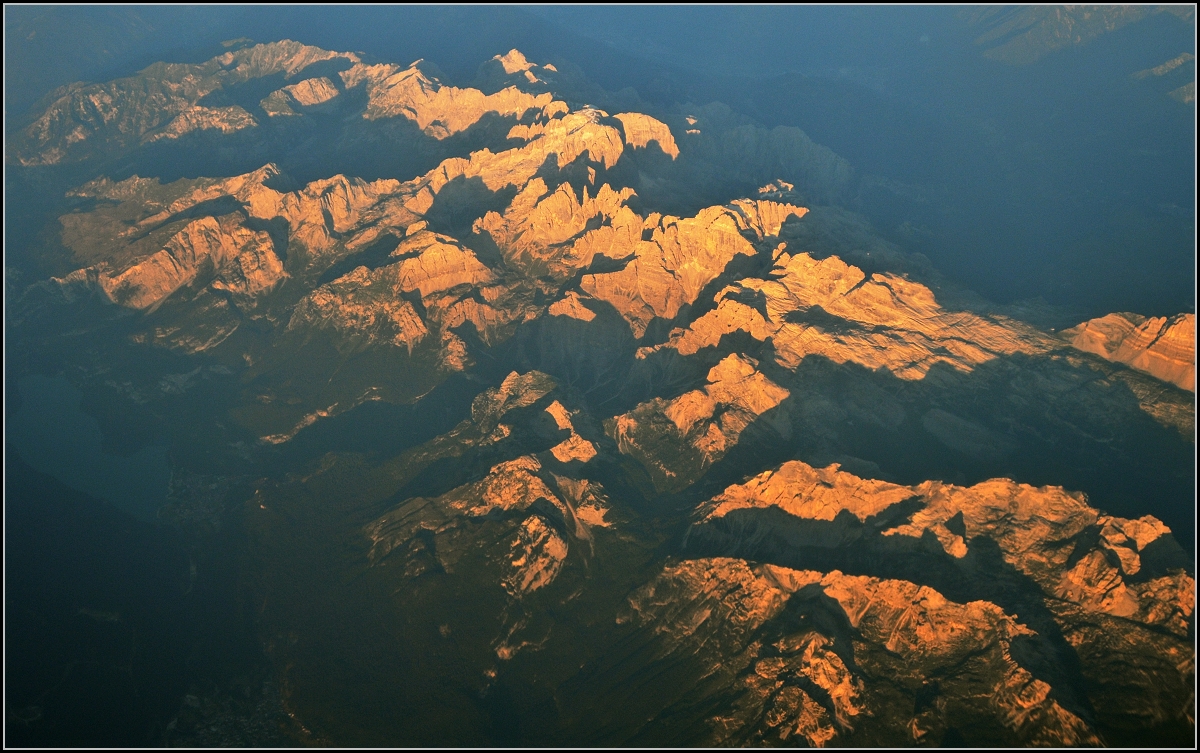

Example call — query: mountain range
[5,36,1195,747]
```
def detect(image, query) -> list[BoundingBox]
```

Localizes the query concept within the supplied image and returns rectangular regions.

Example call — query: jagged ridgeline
[8,41,1195,746]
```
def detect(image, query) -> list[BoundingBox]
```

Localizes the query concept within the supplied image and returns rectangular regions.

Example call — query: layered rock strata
[1064,312,1195,391]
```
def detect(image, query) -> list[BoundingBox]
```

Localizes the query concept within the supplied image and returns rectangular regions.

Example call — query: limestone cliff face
[623,558,1099,746]
[94,213,283,311]
[475,178,635,278]
[450,107,625,189]
[543,400,599,464]
[12,40,356,165]
[697,459,914,525]
[645,249,1055,379]
[613,112,679,158]
[683,459,1194,740]
[281,76,340,107]
[386,229,528,349]
[580,201,805,337]
[61,164,414,266]
[365,453,572,601]
[262,76,342,115]
[288,228,529,360]
[340,58,563,138]
[695,458,1193,635]
[53,165,417,312]
[473,49,562,95]
[1064,312,1195,391]
[607,354,790,492]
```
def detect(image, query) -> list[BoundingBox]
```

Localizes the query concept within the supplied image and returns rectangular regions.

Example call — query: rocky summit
[6,35,1195,748]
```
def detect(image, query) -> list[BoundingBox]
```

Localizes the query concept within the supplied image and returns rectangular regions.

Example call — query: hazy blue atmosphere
[5,5,1196,747]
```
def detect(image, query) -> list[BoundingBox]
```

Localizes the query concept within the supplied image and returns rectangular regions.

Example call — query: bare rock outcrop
[607,354,790,492]
[613,112,679,158]
[261,76,341,115]
[62,164,416,270]
[144,105,258,142]
[646,249,1054,380]
[581,201,804,337]
[448,107,625,190]
[287,265,430,353]
[364,453,571,598]
[543,400,598,464]
[89,213,282,311]
[473,49,564,95]
[622,558,1099,746]
[340,58,562,138]
[695,458,1194,635]
[687,459,1195,738]
[288,228,528,360]
[1064,312,1195,391]
[281,76,341,107]
[475,178,635,277]
[12,40,356,165]
[361,371,610,607]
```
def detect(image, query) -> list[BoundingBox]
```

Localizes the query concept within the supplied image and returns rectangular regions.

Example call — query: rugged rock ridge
[1064,311,1195,391]
[58,212,284,312]
[261,76,341,115]
[41,102,622,306]
[288,227,528,360]
[682,459,1194,741]
[12,41,583,166]
[40,100,795,375]
[12,40,358,165]
[340,57,565,137]
[242,362,1192,747]
[474,178,637,279]
[608,354,790,492]
[474,49,563,95]
[52,165,415,313]
[580,200,807,337]
[356,369,612,657]
[621,558,1099,746]
[694,459,1193,633]
[145,104,259,142]
[14,42,857,210]
[644,246,1055,380]
[613,112,680,158]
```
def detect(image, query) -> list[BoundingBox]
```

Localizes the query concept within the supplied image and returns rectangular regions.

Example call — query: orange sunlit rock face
[1064,312,1195,391]
[613,112,680,158]
[696,458,1194,633]
[624,558,1100,746]
[608,354,790,492]
[643,250,1055,380]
